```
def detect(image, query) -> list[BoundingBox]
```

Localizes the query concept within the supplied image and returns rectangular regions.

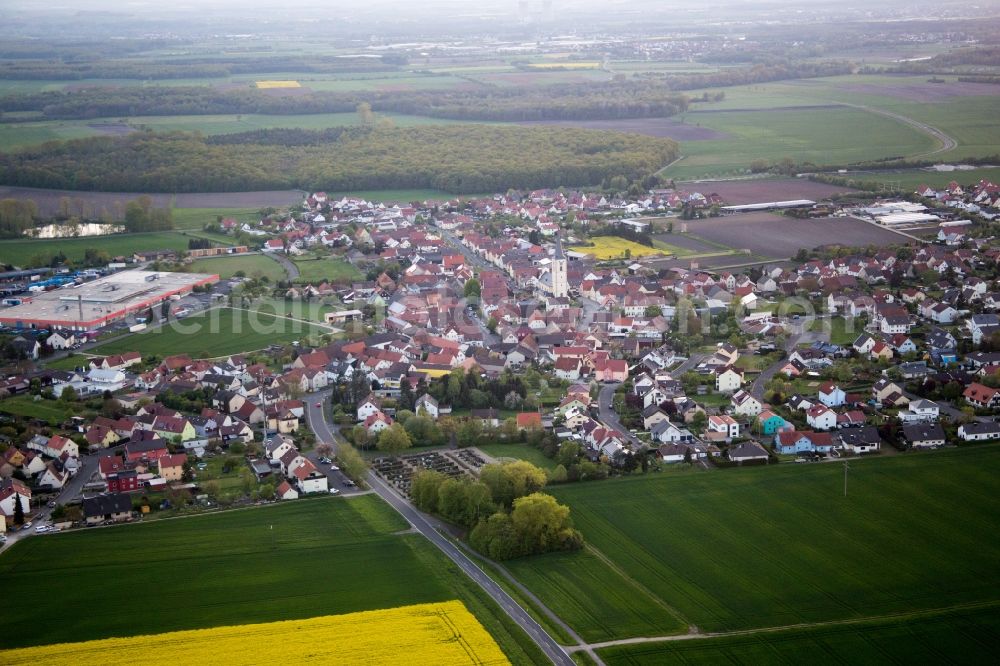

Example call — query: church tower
[551,233,568,298]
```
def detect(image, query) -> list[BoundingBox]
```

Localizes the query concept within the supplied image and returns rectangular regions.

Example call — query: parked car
[329,488,340,495]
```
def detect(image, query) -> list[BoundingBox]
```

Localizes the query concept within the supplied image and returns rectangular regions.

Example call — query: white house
[650,421,695,444]
[838,426,882,454]
[415,393,440,419]
[880,315,911,335]
[0,478,32,521]
[707,415,740,440]
[356,395,382,422]
[275,480,299,500]
[958,421,1000,442]
[86,368,128,392]
[715,366,744,394]
[727,441,769,463]
[806,405,838,431]
[898,399,940,424]
[903,424,946,449]
[817,382,846,408]
[291,460,328,494]
[365,412,393,435]
[265,435,296,463]
[37,462,68,490]
[968,314,1000,346]
[46,330,77,350]
[730,390,762,417]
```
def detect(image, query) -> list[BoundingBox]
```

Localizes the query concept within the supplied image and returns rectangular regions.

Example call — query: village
[2,176,1000,543]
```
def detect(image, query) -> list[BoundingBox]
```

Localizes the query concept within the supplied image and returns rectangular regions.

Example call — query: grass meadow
[188,254,286,281]
[0,394,79,424]
[90,308,331,358]
[0,496,546,664]
[292,256,363,284]
[477,443,559,471]
[0,231,214,267]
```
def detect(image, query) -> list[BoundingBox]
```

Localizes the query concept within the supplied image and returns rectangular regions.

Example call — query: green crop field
[89,308,331,358]
[0,496,547,665]
[0,231,218,267]
[534,446,1000,640]
[672,74,1000,176]
[597,604,1000,664]
[41,354,93,372]
[292,256,363,284]
[664,106,935,180]
[504,549,687,642]
[188,254,286,281]
[478,443,559,471]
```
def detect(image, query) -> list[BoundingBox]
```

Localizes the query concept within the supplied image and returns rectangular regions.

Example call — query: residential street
[598,382,642,448]
[304,391,574,666]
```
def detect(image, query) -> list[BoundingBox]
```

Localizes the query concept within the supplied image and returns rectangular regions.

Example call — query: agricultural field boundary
[573,598,1000,653]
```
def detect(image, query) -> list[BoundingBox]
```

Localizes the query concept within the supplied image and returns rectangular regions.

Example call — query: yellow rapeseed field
[255,80,301,88]
[569,237,662,260]
[0,601,509,666]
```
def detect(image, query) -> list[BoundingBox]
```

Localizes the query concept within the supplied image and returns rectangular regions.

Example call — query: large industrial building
[0,270,218,332]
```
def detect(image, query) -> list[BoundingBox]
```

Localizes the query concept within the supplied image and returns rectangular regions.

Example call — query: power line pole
[843,460,850,498]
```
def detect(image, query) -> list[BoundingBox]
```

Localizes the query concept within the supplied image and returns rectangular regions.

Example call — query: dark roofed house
[902,424,946,449]
[82,493,133,525]
[838,426,882,454]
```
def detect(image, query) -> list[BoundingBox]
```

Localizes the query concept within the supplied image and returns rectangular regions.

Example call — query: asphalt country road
[304,391,574,666]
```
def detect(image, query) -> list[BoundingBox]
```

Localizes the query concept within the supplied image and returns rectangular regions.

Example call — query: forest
[0,126,679,194]
[0,62,850,123]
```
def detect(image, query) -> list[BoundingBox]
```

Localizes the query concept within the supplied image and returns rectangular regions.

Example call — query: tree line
[411,460,584,561]
[0,194,170,238]
[0,80,690,123]
[0,126,680,195]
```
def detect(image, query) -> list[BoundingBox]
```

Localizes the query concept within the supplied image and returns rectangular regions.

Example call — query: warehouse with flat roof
[0,270,218,331]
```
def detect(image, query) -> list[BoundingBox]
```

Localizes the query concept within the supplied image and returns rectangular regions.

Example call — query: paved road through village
[304,391,575,666]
